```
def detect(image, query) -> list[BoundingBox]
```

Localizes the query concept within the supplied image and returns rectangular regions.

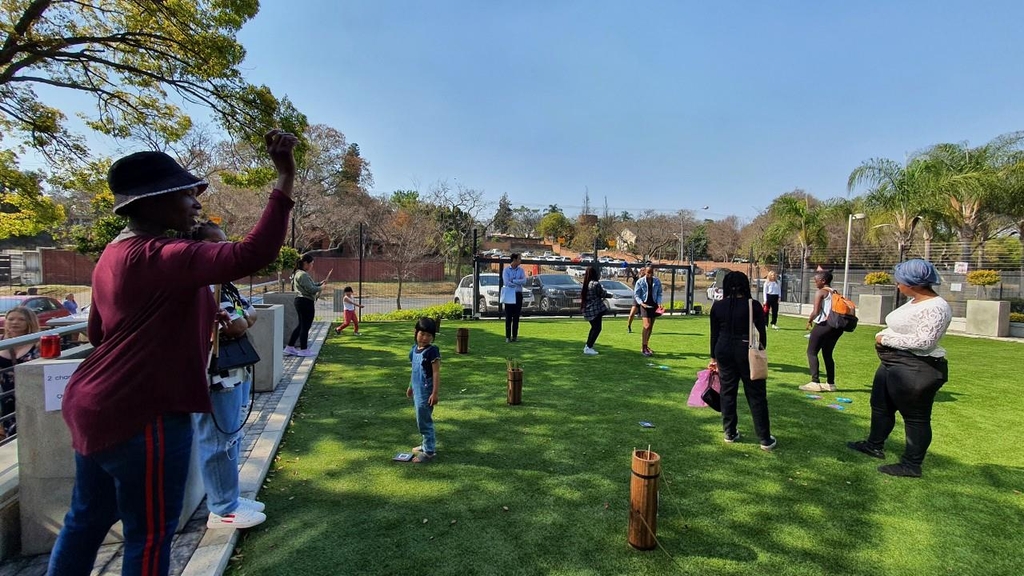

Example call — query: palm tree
[921,132,1024,260]
[848,156,935,262]
[764,191,844,302]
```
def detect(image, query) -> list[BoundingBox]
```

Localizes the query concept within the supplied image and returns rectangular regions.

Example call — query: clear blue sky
[36,1,1024,221]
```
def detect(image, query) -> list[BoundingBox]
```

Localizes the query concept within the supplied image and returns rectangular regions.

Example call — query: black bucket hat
[108,151,208,216]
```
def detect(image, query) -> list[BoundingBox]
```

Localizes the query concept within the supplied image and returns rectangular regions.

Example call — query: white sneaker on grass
[583,346,599,355]
[207,506,266,529]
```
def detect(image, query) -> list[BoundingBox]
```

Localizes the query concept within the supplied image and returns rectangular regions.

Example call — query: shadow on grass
[228,317,1024,576]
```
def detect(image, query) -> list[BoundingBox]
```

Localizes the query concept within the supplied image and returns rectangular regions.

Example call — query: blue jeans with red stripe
[48,413,193,576]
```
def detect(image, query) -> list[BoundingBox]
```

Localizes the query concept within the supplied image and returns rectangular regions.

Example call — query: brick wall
[40,249,96,285]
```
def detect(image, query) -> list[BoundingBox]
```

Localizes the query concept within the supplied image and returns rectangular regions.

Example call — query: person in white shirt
[502,254,528,342]
[847,259,951,478]
[763,271,781,329]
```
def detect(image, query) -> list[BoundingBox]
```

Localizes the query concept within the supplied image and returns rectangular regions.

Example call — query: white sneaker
[207,506,266,529]
[583,346,599,355]
[296,348,316,357]
[799,382,837,392]
[238,497,265,512]
[353,331,362,336]
[283,346,299,356]
[771,324,779,330]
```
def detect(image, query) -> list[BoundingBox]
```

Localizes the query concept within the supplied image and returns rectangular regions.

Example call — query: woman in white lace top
[847,259,951,478]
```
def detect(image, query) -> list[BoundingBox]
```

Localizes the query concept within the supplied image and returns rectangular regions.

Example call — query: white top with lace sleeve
[875,297,952,357]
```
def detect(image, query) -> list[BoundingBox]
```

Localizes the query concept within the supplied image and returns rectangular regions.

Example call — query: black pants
[765,294,779,325]
[866,346,948,469]
[288,297,316,349]
[505,292,523,340]
[807,323,843,384]
[715,337,771,443]
[586,315,603,348]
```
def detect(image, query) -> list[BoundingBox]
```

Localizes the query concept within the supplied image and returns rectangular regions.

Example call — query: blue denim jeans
[48,413,193,576]
[193,377,250,516]
[411,382,436,454]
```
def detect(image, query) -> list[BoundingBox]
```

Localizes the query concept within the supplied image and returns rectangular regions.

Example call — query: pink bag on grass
[688,369,720,408]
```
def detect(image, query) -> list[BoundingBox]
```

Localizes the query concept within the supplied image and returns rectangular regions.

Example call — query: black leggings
[867,347,948,468]
[715,337,771,443]
[289,297,315,349]
[586,315,603,348]
[765,294,779,325]
[505,292,523,339]
[807,323,843,384]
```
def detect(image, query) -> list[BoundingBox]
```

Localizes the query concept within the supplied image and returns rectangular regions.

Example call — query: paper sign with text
[44,363,78,412]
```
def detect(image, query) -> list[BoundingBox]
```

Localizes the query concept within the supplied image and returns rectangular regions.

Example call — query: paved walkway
[0,323,329,576]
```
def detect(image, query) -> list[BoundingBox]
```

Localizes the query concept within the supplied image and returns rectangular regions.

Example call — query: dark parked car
[526,274,582,313]
[0,296,72,329]
[705,267,724,279]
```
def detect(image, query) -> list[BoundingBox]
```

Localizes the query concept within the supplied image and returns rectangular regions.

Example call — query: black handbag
[701,371,722,412]
[209,333,261,374]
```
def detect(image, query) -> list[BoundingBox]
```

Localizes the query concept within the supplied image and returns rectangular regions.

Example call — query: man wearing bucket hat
[847,258,952,478]
[49,131,297,575]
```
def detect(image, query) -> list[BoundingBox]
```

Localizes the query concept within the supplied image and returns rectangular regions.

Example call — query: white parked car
[454,273,535,312]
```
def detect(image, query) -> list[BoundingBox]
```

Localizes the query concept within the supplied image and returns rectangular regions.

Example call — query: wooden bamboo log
[456,328,469,354]
[628,449,660,550]
[507,368,522,405]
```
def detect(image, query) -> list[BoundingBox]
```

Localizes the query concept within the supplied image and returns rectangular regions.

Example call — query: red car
[0,295,72,330]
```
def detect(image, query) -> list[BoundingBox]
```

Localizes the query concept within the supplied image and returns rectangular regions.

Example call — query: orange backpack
[826,289,858,332]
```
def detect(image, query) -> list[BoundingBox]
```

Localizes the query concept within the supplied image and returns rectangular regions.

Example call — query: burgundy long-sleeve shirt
[62,190,294,455]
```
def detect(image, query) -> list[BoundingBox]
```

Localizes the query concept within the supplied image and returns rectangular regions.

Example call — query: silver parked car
[454,273,535,312]
[598,280,635,312]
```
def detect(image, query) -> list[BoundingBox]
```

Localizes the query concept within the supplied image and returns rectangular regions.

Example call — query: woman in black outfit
[708,271,775,451]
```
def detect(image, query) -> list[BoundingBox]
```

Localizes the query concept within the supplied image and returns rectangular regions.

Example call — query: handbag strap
[748,299,760,349]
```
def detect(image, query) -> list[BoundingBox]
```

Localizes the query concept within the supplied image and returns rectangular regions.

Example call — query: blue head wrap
[893,259,941,287]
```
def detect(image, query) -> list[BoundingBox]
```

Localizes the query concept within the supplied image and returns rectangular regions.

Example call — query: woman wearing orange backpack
[800,270,845,392]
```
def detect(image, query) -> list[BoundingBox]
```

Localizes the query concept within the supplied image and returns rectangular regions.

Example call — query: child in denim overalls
[407,318,440,463]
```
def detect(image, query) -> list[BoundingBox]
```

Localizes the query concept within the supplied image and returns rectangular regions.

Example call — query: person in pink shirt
[48,130,297,576]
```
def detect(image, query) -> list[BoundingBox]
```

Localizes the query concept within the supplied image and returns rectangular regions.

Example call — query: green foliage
[537,211,573,241]
[1010,312,1024,323]
[864,272,893,285]
[490,193,514,234]
[0,0,280,160]
[0,151,66,238]
[255,246,301,277]
[360,302,463,322]
[1008,298,1024,314]
[966,270,1001,286]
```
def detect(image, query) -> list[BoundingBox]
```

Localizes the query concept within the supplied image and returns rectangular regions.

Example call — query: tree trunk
[396,277,404,310]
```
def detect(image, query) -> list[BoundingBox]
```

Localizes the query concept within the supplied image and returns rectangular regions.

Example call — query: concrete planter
[965,300,1010,337]
[250,304,284,392]
[16,355,205,555]
[1009,322,1024,338]
[261,292,300,347]
[858,294,895,325]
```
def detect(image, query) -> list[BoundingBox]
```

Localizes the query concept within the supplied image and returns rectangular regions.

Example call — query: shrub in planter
[966,270,1001,287]
[1010,312,1024,323]
[864,272,893,285]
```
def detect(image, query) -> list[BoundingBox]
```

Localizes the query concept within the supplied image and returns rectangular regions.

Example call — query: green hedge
[360,302,464,322]
[1010,312,1024,323]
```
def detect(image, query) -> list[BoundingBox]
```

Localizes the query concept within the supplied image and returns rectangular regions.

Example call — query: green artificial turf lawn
[227,314,1024,576]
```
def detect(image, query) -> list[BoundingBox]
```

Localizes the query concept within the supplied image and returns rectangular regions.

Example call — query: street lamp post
[842,213,867,297]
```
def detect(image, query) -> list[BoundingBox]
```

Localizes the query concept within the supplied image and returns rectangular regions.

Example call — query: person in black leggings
[763,271,780,329]
[708,271,775,451]
[847,259,952,478]
[286,254,322,357]
[800,270,844,392]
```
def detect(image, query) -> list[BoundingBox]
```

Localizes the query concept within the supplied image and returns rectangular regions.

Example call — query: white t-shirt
[343,298,355,312]
[876,297,952,357]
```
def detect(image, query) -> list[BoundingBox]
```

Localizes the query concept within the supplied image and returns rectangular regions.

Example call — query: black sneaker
[878,463,922,478]
[847,440,885,460]
[760,436,777,451]
[724,431,741,443]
